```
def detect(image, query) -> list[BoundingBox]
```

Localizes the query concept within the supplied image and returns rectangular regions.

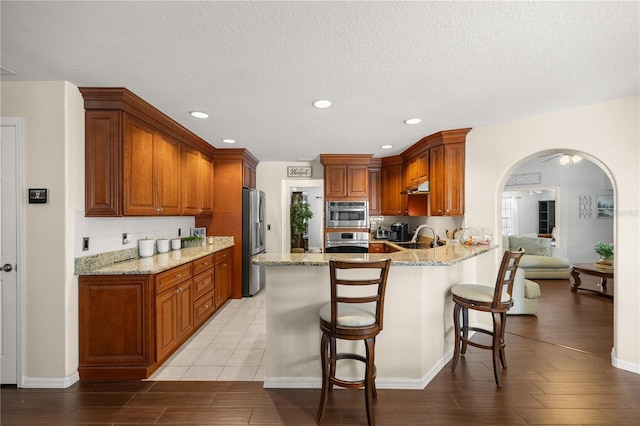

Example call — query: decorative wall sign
[287,166,312,178]
[505,172,541,186]
[596,195,614,219]
[579,195,592,219]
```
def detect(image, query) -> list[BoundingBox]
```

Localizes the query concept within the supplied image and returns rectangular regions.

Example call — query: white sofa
[509,267,542,315]
[503,235,571,279]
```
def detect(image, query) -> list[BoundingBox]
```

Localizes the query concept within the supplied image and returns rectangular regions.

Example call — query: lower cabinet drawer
[156,264,192,294]
[194,291,215,326]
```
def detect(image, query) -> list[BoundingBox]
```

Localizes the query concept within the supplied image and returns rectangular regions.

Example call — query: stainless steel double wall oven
[325,201,369,253]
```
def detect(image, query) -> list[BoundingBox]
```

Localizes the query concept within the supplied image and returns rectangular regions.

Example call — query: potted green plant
[594,241,614,266]
[290,194,313,253]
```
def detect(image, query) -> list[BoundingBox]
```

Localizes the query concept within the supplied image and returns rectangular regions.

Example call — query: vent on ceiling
[1,66,18,76]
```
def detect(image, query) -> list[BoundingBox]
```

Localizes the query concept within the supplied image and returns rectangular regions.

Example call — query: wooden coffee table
[570,263,613,298]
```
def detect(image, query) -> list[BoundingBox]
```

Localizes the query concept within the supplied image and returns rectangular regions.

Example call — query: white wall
[256,161,324,254]
[466,95,639,373]
[74,214,194,257]
[1,81,84,385]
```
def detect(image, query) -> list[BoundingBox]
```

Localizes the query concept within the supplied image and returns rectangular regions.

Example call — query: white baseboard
[263,351,453,390]
[612,347,640,374]
[20,371,79,388]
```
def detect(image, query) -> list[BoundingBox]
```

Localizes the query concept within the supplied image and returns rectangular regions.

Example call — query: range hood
[402,180,430,194]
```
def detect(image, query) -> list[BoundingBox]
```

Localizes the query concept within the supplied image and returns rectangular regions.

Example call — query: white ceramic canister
[138,238,155,258]
[171,238,182,250]
[157,238,170,253]
[207,236,214,245]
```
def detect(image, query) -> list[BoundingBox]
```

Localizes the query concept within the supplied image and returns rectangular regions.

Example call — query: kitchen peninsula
[76,237,234,379]
[255,243,496,389]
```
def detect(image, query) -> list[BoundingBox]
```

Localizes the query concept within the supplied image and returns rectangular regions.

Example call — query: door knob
[2,264,14,272]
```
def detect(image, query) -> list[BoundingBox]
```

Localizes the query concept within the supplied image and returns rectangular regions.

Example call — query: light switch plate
[191,227,206,238]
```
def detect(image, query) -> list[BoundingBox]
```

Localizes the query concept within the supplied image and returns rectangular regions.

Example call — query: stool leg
[317,333,330,423]
[451,303,462,371]
[491,312,504,388]
[364,337,376,426]
[499,311,508,369]
[460,306,469,354]
[329,336,337,393]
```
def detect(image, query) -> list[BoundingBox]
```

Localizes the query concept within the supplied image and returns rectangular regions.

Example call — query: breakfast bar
[254,243,496,390]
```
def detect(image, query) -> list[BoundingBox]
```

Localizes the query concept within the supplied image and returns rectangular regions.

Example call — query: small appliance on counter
[389,223,411,242]
[375,227,390,240]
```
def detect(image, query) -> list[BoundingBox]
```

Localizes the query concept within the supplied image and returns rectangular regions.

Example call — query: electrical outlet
[122,233,131,245]
[83,237,89,251]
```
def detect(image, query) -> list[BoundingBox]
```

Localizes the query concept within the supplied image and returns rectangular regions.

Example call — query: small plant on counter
[594,241,614,258]
[181,236,203,248]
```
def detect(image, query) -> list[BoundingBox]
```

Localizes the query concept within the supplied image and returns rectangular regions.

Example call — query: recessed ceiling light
[190,111,209,119]
[380,145,393,149]
[313,100,332,108]
[221,138,236,144]
[404,118,422,125]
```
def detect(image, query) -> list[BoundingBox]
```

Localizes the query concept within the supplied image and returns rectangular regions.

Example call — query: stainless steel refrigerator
[242,188,266,297]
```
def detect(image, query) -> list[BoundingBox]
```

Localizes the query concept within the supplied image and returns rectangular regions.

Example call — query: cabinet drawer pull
[176,273,181,278]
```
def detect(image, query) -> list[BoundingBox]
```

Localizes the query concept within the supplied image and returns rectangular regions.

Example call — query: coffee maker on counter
[389,223,411,242]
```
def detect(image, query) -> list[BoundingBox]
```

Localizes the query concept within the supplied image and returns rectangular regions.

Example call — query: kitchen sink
[392,241,435,250]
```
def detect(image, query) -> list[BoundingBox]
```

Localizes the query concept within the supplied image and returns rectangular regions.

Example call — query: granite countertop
[75,237,234,276]
[254,243,497,267]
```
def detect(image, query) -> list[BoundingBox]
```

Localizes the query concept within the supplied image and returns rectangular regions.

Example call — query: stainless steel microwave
[326,201,369,228]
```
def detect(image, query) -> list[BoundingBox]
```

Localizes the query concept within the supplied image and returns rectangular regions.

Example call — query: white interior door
[1,118,21,384]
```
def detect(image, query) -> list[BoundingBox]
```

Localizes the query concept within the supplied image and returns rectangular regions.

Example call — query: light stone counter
[256,243,497,390]
[75,237,234,275]
[253,243,495,267]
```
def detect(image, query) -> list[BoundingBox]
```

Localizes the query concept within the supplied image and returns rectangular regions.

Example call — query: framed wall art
[596,195,614,219]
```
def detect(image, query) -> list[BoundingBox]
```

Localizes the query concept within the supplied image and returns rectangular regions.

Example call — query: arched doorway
[498,149,616,357]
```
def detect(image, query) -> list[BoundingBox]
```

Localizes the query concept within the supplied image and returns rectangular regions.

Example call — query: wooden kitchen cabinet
[80,87,216,217]
[193,255,216,327]
[123,114,182,216]
[320,154,372,200]
[79,275,154,379]
[381,156,407,216]
[404,150,429,189]
[368,160,382,216]
[369,243,385,253]
[182,145,214,216]
[215,247,233,307]
[429,142,465,216]
[210,149,258,300]
[155,265,193,363]
[79,248,233,380]
[243,161,257,189]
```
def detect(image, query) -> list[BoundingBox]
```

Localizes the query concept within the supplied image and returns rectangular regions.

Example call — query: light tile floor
[148,289,266,381]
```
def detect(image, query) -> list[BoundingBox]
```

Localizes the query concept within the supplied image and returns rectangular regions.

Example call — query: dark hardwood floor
[2,277,639,425]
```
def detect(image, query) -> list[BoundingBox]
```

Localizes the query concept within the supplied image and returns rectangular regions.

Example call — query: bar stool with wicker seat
[317,258,391,426]
[450,249,524,387]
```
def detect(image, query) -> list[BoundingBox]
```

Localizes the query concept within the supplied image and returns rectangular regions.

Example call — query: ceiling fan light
[571,155,582,163]
[559,155,571,165]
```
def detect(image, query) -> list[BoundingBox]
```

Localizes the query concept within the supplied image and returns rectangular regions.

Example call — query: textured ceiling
[1,1,638,162]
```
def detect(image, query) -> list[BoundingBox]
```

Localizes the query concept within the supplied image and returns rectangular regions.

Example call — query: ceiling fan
[540,153,582,164]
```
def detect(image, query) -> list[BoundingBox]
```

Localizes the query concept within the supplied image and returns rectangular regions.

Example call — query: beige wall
[1,81,85,385]
[466,95,639,372]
